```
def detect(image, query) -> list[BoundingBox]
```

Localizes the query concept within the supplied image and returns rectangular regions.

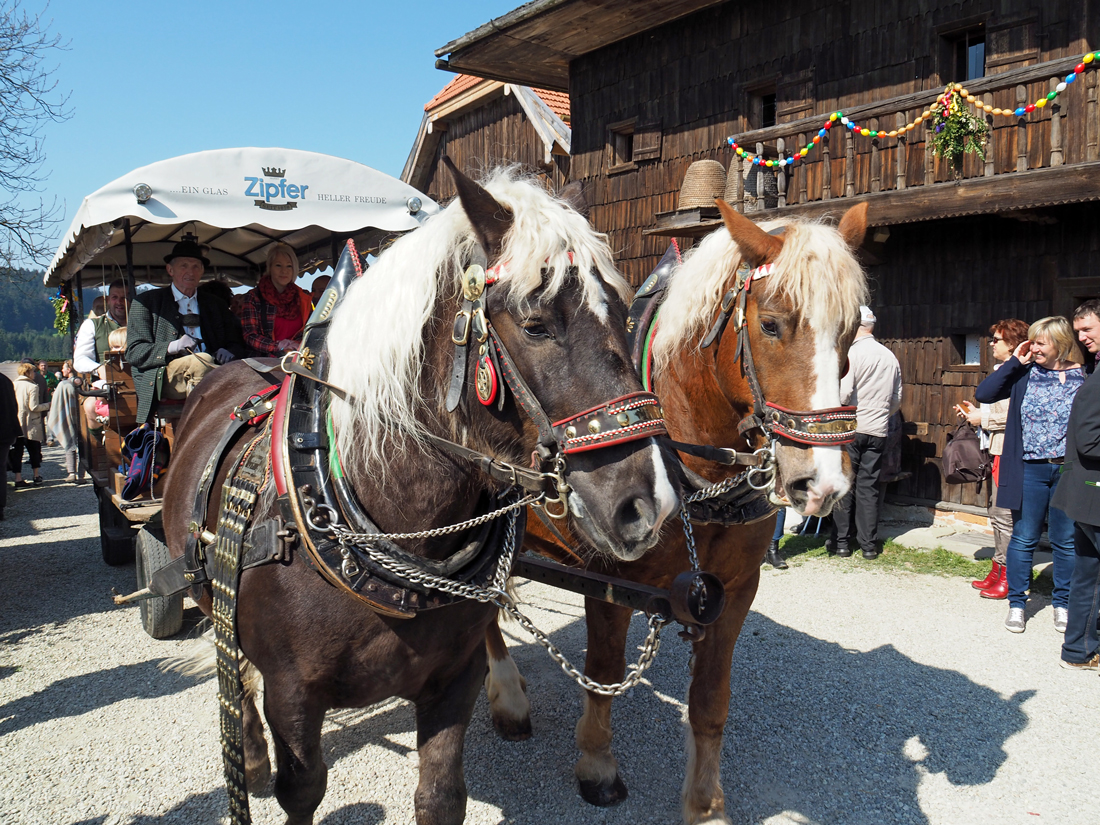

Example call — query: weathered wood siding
[570,0,1096,286]
[420,92,570,204]
[566,0,1099,506]
[874,202,1100,506]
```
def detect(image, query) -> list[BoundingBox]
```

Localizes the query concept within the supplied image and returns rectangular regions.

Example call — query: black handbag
[943,423,992,484]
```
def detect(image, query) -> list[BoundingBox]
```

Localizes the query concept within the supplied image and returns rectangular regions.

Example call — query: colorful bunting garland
[727,49,1100,167]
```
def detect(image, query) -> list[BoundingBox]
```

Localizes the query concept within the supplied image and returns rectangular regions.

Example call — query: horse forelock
[651,217,869,373]
[326,166,628,478]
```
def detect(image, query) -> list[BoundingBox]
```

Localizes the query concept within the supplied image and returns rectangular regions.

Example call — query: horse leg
[414,650,487,825]
[484,615,533,740]
[264,686,328,825]
[574,597,633,806]
[681,574,759,825]
[240,659,272,790]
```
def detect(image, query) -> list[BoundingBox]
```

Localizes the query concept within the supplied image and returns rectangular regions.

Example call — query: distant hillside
[0,269,70,361]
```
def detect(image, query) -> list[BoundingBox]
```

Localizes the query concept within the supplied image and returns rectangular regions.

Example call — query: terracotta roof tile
[425,74,570,123]
[533,88,570,122]
[424,74,485,111]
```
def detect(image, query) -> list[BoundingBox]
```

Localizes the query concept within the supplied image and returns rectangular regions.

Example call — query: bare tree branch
[0,0,71,276]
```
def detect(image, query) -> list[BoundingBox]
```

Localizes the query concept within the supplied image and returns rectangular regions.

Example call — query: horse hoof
[491,712,533,741]
[246,760,273,795]
[578,774,628,806]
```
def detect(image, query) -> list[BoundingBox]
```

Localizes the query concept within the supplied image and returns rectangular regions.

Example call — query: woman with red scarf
[241,243,312,357]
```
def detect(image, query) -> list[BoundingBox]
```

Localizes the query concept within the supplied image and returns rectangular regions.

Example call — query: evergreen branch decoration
[929,85,989,171]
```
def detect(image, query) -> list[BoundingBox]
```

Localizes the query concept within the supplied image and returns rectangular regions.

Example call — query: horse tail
[159,628,264,703]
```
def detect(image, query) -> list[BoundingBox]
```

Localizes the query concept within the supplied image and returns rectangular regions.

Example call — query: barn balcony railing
[648,52,1100,235]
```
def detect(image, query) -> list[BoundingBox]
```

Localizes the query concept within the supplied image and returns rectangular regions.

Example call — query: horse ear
[443,156,513,258]
[715,198,783,266]
[559,181,589,218]
[837,202,869,251]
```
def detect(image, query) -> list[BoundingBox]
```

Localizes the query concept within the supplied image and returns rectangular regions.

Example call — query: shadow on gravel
[116,787,226,824]
[317,802,386,824]
[0,659,196,737]
[0,534,134,639]
[322,700,418,764]
[443,610,1032,825]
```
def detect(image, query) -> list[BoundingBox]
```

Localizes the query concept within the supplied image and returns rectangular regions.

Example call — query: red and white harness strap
[764,402,858,446]
[551,392,667,454]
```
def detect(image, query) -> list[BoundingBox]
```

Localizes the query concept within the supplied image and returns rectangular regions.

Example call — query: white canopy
[45,147,439,288]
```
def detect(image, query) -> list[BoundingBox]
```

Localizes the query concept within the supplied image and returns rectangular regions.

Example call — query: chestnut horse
[484,199,869,824]
[163,165,678,825]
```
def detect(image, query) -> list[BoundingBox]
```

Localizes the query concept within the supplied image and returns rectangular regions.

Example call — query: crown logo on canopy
[262,166,286,177]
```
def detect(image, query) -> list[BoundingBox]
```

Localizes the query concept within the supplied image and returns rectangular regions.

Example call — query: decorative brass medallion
[476,355,498,406]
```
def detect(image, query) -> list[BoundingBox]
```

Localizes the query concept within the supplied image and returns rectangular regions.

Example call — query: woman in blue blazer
[975,316,1084,634]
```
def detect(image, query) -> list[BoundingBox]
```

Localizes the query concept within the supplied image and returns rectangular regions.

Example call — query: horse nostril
[615,496,655,541]
[787,477,812,496]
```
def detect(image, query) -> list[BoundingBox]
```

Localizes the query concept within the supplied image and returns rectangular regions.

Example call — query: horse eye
[760,318,779,337]
[522,321,550,339]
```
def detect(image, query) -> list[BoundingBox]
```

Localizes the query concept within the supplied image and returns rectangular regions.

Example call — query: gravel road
[2,445,1098,825]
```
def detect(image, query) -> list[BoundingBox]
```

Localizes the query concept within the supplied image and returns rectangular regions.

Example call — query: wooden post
[122,218,136,299]
[822,132,832,200]
[924,119,934,186]
[895,112,907,190]
[742,153,753,213]
[776,137,787,208]
[797,132,808,203]
[845,127,855,197]
[870,117,881,193]
[756,142,765,211]
[1016,85,1028,172]
[982,93,994,177]
[1049,77,1064,167]
[1088,70,1099,162]
[734,153,745,213]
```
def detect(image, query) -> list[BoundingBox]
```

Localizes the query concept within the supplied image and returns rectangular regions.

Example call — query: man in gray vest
[73,278,129,375]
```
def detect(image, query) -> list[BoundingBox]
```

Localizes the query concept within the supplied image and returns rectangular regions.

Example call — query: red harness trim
[764,401,858,446]
[551,391,668,454]
[271,376,293,496]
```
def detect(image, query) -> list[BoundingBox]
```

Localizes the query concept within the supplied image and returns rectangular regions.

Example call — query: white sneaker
[1053,607,1069,634]
[1005,607,1026,633]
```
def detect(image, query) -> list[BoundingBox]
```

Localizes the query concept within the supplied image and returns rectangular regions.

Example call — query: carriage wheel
[136,526,183,639]
[98,489,136,566]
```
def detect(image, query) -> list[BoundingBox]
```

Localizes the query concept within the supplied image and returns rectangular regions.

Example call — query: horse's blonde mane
[651,217,869,372]
[326,167,629,475]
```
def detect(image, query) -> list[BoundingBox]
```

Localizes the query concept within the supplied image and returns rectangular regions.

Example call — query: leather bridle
[441,249,667,517]
[700,256,857,450]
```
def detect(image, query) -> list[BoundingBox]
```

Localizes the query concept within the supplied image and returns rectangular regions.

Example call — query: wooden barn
[435,0,1100,516]
[402,73,572,201]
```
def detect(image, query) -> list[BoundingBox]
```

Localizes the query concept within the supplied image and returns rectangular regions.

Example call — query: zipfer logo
[244,166,309,211]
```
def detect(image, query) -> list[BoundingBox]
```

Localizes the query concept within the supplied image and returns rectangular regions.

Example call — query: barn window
[607,119,636,173]
[949,28,986,81]
[606,119,660,173]
[745,82,778,130]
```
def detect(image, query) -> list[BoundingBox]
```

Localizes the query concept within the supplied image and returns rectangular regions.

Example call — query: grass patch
[779,535,989,579]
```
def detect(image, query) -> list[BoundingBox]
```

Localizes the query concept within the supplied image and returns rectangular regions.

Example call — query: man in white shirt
[126,238,244,423]
[73,279,130,375]
[829,306,903,560]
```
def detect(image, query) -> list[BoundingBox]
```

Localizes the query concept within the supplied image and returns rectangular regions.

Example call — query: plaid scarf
[258,274,305,320]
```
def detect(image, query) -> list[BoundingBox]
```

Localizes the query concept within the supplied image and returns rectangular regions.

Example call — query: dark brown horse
[485,199,870,824]
[163,164,679,825]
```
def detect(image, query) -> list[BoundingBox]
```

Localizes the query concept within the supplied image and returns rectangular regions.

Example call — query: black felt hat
[164,238,210,266]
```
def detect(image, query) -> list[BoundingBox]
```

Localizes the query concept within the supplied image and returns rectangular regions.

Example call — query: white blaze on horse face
[649,440,678,528]
[804,320,851,511]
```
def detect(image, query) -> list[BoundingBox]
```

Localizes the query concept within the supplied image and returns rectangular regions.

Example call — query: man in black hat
[126,238,245,423]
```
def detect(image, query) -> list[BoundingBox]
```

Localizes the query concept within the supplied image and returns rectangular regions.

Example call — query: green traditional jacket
[125,287,245,423]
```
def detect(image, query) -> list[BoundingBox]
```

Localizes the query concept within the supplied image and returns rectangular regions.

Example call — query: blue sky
[28,0,520,266]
